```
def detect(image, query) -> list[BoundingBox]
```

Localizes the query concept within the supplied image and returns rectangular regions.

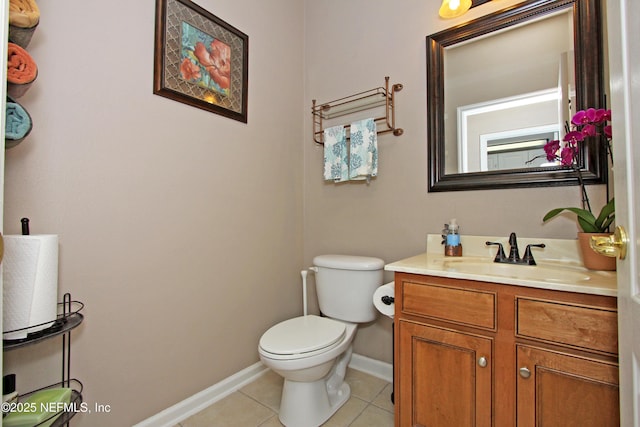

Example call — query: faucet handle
[522,243,546,265]
[486,241,506,262]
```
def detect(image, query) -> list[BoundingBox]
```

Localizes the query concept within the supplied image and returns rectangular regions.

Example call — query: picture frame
[154,0,248,122]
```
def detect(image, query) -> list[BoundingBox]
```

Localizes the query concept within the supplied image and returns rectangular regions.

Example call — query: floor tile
[180,391,275,427]
[178,367,394,427]
[258,414,285,426]
[371,383,394,413]
[240,369,284,412]
[344,369,389,402]
[321,396,368,427]
[349,404,394,427]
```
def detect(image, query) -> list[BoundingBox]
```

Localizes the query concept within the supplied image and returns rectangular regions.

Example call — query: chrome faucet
[486,233,545,265]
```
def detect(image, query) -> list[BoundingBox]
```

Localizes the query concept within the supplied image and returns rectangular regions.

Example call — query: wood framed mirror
[427,0,606,192]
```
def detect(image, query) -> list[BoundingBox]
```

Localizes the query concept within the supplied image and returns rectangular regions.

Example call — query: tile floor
[174,368,394,427]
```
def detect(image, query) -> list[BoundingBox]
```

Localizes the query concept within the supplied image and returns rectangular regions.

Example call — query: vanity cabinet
[516,345,619,427]
[398,321,493,426]
[394,272,619,427]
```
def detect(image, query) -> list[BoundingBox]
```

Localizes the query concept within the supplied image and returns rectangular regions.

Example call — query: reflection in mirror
[427,0,606,192]
[447,10,573,173]
[457,89,562,172]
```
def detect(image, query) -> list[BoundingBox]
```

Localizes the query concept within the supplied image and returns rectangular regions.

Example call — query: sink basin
[433,257,592,283]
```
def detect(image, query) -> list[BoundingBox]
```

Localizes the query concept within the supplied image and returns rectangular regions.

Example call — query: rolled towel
[5,97,33,148]
[9,0,40,28]
[9,0,39,47]
[7,42,38,98]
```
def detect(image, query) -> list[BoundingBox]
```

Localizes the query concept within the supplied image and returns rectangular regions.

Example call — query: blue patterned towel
[323,125,348,182]
[349,118,377,181]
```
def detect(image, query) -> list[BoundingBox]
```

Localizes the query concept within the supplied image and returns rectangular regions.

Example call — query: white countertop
[384,235,617,297]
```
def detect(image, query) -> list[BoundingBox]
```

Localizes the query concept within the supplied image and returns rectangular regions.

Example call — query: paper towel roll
[373,282,395,319]
[2,235,59,340]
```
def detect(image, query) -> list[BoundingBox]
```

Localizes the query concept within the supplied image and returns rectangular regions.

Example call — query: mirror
[427,0,606,192]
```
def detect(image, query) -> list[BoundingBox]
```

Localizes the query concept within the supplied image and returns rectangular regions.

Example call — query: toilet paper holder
[381,295,394,305]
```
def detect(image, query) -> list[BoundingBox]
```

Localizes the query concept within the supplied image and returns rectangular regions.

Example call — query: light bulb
[439,0,472,19]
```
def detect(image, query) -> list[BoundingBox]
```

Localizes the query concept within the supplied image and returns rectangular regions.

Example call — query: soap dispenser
[443,219,463,257]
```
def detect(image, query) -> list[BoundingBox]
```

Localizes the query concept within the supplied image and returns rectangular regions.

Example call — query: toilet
[258,254,384,427]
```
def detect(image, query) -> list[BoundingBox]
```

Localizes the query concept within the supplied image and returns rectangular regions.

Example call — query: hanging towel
[323,125,349,182]
[5,97,33,148]
[7,42,38,98]
[349,118,378,181]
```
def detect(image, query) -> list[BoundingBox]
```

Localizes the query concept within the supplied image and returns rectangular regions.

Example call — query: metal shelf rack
[312,76,403,144]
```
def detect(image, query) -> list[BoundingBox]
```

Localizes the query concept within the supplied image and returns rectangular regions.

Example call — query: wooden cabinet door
[516,345,619,427]
[397,320,493,427]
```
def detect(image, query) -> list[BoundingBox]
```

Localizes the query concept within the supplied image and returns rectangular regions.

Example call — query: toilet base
[278,346,353,427]
[279,377,350,427]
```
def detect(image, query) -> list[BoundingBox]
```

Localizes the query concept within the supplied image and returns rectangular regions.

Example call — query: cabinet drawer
[516,297,618,354]
[402,281,496,330]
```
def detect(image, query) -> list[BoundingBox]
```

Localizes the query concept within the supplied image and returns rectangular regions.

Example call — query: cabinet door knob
[519,367,531,378]
[478,356,488,368]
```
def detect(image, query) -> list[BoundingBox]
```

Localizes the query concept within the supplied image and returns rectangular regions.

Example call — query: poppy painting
[154,0,248,122]
[180,23,231,96]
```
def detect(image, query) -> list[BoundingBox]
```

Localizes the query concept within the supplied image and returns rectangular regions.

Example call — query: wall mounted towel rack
[312,76,403,145]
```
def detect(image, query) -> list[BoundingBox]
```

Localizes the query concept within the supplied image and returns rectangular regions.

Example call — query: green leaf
[601,215,615,230]
[594,198,615,229]
[542,208,567,222]
[543,199,615,233]
[543,207,595,223]
[578,216,600,232]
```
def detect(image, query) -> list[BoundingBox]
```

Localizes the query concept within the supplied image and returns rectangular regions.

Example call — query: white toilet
[258,254,384,427]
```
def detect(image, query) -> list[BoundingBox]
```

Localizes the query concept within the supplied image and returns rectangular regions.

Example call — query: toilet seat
[259,315,346,360]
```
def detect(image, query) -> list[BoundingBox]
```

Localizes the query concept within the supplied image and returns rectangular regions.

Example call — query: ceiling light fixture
[439,0,472,19]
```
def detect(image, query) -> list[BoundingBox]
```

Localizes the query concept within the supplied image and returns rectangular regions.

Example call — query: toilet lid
[259,315,346,356]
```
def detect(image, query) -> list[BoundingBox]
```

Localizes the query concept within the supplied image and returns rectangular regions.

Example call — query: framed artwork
[154,0,248,122]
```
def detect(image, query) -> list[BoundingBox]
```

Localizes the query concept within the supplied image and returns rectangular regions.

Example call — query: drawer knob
[519,367,531,378]
[478,356,488,368]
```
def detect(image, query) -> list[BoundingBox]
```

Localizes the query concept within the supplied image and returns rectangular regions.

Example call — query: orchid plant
[542,108,615,233]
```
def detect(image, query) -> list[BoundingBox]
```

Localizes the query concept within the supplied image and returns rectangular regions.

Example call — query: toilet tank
[313,255,384,323]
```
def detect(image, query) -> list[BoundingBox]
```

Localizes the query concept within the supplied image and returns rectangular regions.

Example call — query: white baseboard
[132,362,269,427]
[132,353,393,427]
[349,353,393,383]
